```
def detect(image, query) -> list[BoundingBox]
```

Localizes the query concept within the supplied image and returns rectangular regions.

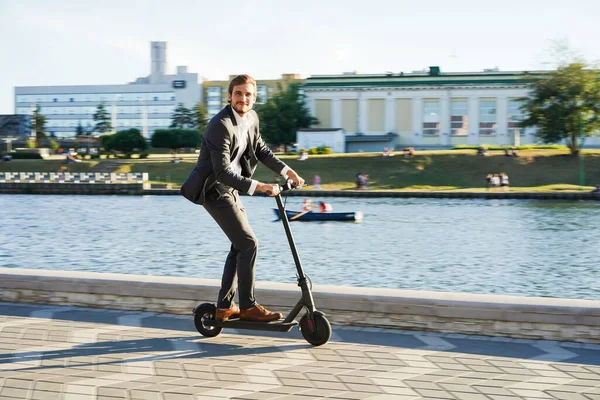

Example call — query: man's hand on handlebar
[286,169,305,187]
[257,182,281,197]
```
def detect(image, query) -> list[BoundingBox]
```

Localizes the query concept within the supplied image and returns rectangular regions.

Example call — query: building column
[331,98,341,129]
[440,94,451,146]
[309,97,316,120]
[468,96,479,145]
[412,98,422,145]
[385,97,395,133]
[358,92,368,134]
[496,96,508,146]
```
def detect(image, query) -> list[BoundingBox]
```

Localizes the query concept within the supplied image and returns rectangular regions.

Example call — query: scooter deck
[204,318,298,332]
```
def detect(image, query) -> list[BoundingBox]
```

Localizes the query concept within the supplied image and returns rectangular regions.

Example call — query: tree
[101,129,147,153]
[256,83,318,150]
[170,103,193,128]
[93,103,112,134]
[85,122,94,135]
[151,129,202,155]
[49,140,60,152]
[76,121,85,136]
[31,105,47,146]
[520,63,600,155]
[192,102,208,133]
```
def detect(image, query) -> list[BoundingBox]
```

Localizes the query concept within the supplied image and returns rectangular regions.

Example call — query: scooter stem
[274,194,306,281]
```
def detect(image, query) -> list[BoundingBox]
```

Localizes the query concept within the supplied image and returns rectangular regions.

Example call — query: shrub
[308,146,333,155]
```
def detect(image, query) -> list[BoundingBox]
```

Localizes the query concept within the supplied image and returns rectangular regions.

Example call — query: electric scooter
[193,181,332,346]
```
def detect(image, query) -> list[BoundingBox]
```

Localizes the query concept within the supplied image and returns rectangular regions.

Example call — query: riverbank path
[0,302,599,399]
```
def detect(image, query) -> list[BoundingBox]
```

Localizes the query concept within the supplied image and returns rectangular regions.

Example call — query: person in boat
[318,201,332,213]
[302,198,313,211]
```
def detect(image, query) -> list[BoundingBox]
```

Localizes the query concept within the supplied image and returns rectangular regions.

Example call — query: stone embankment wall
[1,268,598,343]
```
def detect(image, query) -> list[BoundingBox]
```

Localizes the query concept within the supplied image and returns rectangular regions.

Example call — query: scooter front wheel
[299,312,331,346]
[194,303,222,338]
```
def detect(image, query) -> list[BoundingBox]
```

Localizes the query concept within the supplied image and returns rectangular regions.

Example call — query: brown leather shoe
[216,303,240,321]
[240,303,283,322]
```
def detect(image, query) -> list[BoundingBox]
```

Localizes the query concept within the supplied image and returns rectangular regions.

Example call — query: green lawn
[2,149,600,191]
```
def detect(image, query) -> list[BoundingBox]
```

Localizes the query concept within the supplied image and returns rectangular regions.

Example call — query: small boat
[273,209,363,222]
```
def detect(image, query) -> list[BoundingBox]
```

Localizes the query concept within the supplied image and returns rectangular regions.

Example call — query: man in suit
[181,74,304,322]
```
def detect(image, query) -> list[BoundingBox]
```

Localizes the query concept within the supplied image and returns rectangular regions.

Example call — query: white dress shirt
[230,108,289,195]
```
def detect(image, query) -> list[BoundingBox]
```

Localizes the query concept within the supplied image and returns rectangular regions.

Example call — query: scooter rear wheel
[194,303,222,338]
[299,312,331,346]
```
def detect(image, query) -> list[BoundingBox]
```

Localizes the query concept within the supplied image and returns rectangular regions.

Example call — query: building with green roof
[302,66,548,151]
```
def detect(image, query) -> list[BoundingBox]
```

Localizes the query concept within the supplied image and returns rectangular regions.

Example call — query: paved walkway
[0,302,599,400]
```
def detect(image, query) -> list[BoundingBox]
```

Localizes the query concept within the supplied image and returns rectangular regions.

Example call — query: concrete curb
[1,267,598,343]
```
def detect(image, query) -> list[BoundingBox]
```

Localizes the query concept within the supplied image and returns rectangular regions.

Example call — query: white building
[14,42,201,138]
[303,67,600,151]
[297,128,345,153]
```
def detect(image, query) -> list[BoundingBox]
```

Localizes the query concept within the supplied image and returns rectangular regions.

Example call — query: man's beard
[233,102,249,115]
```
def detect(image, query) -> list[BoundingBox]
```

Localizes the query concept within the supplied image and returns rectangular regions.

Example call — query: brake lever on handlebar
[280,180,300,192]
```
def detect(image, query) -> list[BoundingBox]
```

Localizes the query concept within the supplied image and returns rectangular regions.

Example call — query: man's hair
[228,74,257,97]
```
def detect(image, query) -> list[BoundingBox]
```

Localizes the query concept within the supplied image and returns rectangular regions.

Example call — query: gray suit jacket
[181,105,287,205]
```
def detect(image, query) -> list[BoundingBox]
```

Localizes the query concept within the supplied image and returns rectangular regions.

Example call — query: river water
[1,195,598,300]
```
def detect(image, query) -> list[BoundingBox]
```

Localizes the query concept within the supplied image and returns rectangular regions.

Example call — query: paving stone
[32,380,62,392]
[97,386,128,397]
[404,380,442,390]
[329,391,383,399]
[545,393,592,400]
[449,393,490,400]
[508,388,554,398]
[474,385,516,396]
[30,390,62,400]
[414,388,457,398]
[3,377,34,389]
[438,383,479,393]
[162,393,195,400]
[231,391,284,399]
[130,389,161,400]
[0,386,30,398]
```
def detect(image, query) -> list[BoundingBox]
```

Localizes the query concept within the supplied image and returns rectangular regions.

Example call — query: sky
[1,0,599,114]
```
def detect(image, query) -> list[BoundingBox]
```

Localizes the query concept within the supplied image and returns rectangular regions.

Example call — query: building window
[53,98,58,102]
[170,96,176,101]
[479,100,496,135]
[153,96,158,101]
[257,85,268,104]
[451,100,468,136]
[207,86,222,97]
[507,99,525,136]
[422,100,440,135]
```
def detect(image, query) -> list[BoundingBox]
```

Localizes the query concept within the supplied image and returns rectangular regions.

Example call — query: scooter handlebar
[280,180,300,192]
[265,180,299,196]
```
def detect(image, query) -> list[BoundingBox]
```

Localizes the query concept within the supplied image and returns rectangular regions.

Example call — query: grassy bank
[2,149,600,191]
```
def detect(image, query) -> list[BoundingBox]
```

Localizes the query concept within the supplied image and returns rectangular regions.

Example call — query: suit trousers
[203,188,258,310]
